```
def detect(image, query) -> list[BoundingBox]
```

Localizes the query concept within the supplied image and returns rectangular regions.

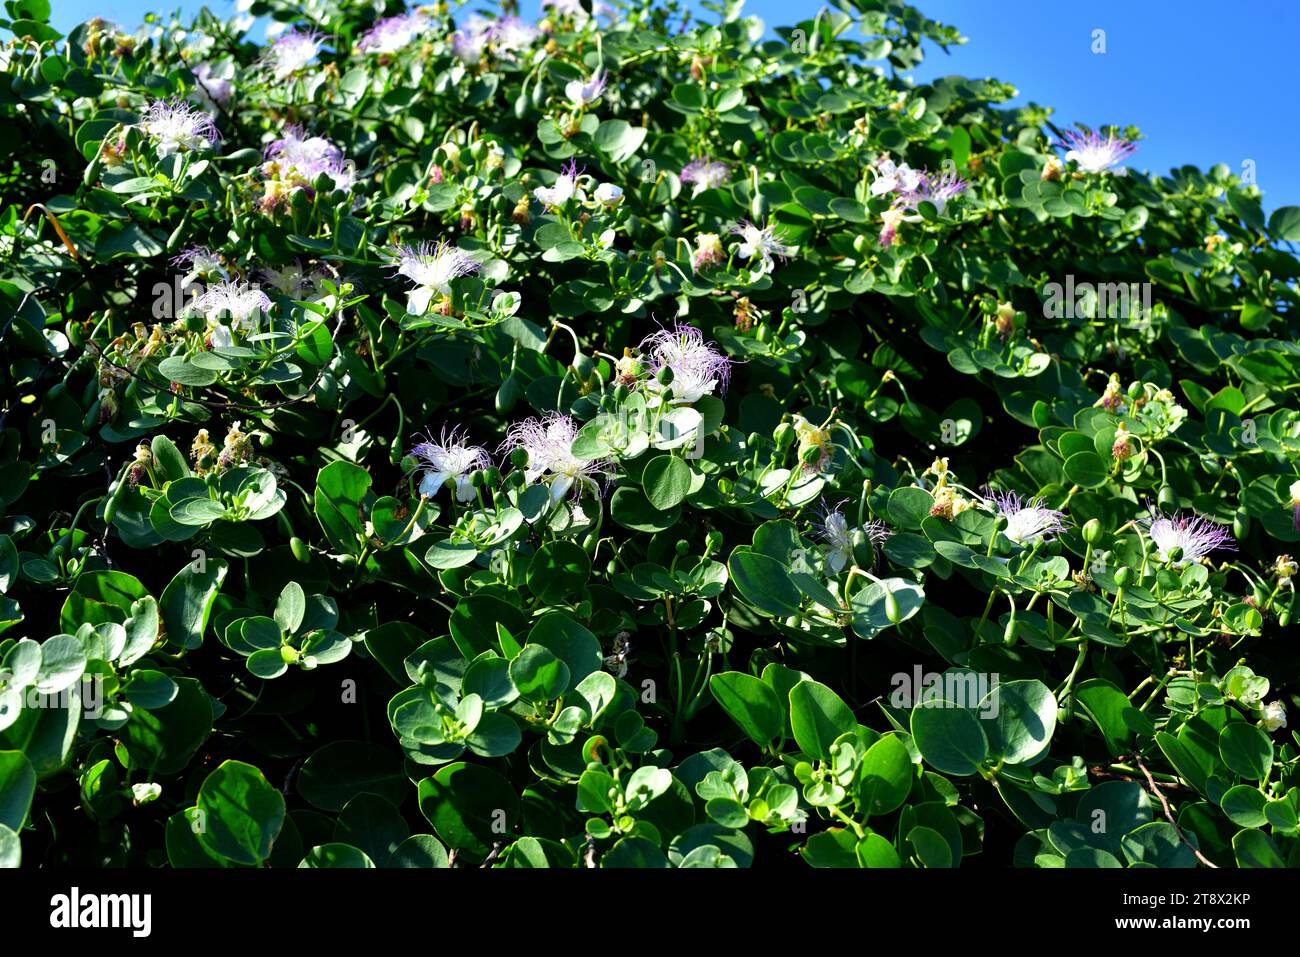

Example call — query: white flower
[410,429,491,502]
[564,69,606,108]
[1059,128,1137,176]
[1262,700,1287,732]
[640,324,732,405]
[594,183,623,206]
[189,281,271,340]
[870,158,923,197]
[986,490,1067,545]
[819,509,855,574]
[394,241,479,315]
[131,782,163,805]
[139,98,219,157]
[729,220,791,274]
[1142,508,1235,566]
[816,506,891,574]
[266,31,320,80]
[534,160,580,209]
[502,413,609,505]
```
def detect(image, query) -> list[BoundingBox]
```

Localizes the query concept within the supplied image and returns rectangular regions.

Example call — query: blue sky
[44,0,1300,211]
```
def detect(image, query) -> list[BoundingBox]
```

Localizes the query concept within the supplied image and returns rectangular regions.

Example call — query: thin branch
[1134,756,1218,869]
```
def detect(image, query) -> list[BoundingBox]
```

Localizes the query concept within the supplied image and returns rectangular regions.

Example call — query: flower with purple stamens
[565,69,607,108]
[816,502,890,573]
[170,246,227,279]
[491,16,538,58]
[908,169,969,215]
[191,64,232,107]
[358,13,426,54]
[189,281,271,347]
[393,241,479,315]
[451,16,492,63]
[262,127,354,190]
[680,158,731,192]
[986,489,1067,546]
[640,323,732,404]
[139,98,219,157]
[1142,507,1235,566]
[502,413,610,504]
[1058,127,1137,175]
[534,159,581,209]
[265,30,321,80]
[729,220,791,274]
[409,428,491,502]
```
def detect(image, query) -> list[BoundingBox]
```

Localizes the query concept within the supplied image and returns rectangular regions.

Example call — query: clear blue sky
[43,0,1300,211]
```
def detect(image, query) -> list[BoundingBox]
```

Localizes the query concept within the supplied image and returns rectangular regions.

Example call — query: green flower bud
[1233,508,1250,540]
[1082,518,1103,545]
[656,365,674,386]
[1114,566,1133,588]
[774,422,796,451]
[883,590,902,623]
[510,447,530,470]
[1127,380,1145,401]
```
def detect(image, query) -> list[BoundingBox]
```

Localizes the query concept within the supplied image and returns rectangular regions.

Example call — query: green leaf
[641,455,692,510]
[1062,451,1108,488]
[1232,828,1285,867]
[709,672,783,748]
[526,540,590,602]
[1218,723,1273,780]
[314,461,372,555]
[0,751,36,831]
[195,760,286,866]
[1267,205,1300,241]
[728,548,801,617]
[858,734,913,817]
[909,701,988,776]
[788,680,855,761]
[526,613,601,691]
[508,644,570,703]
[297,741,408,812]
[418,762,519,858]
[299,843,376,868]
[982,679,1057,765]
[160,558,228,650]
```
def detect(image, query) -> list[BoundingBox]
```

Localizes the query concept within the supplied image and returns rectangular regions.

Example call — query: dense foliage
[2,0,1299,870]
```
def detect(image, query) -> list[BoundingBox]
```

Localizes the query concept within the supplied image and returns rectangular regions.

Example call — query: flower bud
[1082,518,1103,545]
[594,183,623,206]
